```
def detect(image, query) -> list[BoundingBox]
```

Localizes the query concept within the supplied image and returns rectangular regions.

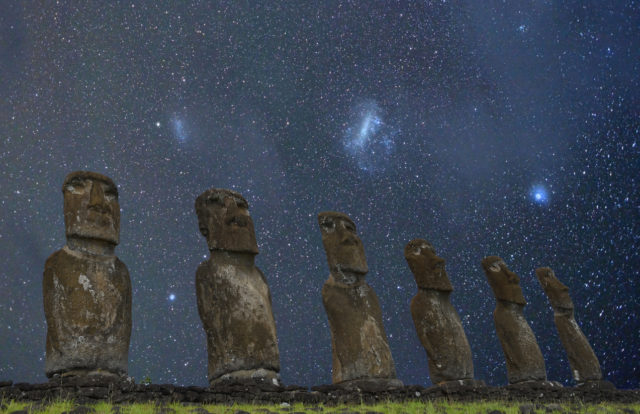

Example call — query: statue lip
[88,205,111,215]
[335,264,367,275]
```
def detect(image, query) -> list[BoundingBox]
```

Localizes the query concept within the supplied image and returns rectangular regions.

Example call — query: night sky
[1,2,638,389]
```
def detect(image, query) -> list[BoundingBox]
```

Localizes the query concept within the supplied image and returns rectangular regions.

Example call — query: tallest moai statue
[43,171,132,379]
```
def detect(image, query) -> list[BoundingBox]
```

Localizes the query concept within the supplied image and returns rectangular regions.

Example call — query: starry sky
[0,1,638,389]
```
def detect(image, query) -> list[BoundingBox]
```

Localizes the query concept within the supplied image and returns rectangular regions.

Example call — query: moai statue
[535,267,615,389]
[318,211,402,389]
[481,256,548,385]
[43,171,131,379]
[195,188,280,386]
[405,239,483,388]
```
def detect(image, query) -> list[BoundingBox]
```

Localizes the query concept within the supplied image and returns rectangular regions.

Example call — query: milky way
[0,2,638,388]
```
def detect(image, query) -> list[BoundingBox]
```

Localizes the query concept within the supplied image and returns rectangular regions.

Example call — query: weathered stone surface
[576,379,617,390]
[195,188,258,254]
[404,239,476,385]
[404,239,453,292]
[436,379,487,391]
[43,171,131,378]
[1,379,638,405]
[535,267,607,386]
[481,257,546,384]
[318,212,400,387]
[195,188,279,386]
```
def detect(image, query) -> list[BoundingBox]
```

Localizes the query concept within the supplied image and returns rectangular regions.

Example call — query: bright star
[530,185,549,205]
[168,294,176,301]
[155,121,161,127]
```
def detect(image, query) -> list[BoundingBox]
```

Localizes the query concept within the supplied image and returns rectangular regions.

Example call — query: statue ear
[199,221,209,238]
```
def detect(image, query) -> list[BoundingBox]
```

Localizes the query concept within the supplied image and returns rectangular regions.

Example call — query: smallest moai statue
[481,256,550,386]
[535,267,615,389]
[405,239,483,388]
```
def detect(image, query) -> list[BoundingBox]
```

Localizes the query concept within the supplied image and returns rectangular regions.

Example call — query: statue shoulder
[44,248,70,268]
[254,266,269,286]
[196,260,214,283]
[197,259,212,271]
[410,290,426,312]
[322,277,351,302]
[114,256,130,273]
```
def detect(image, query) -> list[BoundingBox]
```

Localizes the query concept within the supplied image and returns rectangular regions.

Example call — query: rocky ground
[1,378,638,406]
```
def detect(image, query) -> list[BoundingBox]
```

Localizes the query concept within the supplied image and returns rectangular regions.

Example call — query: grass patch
[1,400,639,413]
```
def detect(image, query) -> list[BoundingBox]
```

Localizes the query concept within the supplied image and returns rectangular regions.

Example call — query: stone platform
[0,378,637,406]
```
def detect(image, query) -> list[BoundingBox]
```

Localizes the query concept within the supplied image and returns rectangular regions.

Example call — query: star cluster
[343,99,398,173]
[0,2,638,388]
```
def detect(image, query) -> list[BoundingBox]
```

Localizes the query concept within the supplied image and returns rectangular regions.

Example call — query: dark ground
[1,377,638,406]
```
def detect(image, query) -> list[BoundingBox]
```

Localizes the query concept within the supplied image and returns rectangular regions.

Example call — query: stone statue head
[63,171,120,245]
[404,239,453,292]
[317,211,368,278]
[535,267,574,310]
[195,188,259,254]
[481,256,526,305]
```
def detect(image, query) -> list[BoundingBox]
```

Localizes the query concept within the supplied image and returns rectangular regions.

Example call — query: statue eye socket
[489,263,501,272]
[206,197,223,206]
[321,220,335,230]
[104,188,118,200]
[344,223,355,232]
[66,178,85,192]
[412,248,421,255]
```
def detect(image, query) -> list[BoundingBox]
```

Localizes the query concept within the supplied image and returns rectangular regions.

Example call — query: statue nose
[89,182,107,209]
[224,197,237,212]
[341,232,358,245]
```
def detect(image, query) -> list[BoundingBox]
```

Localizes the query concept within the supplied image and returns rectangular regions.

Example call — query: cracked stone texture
[318,212,399,386]
[195,188,279,385]
[482,256,546,384]
[43,171,131,378]
[536,267,603,384]
[405,239,474,385]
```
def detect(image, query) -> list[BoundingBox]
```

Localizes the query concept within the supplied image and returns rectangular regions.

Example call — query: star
[530,185,549,205]
[2,1,637,390]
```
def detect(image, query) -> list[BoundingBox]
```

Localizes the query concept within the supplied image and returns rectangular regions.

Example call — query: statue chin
[208,241,258,255]
[66,227,119,246]
[336,265,367,275]
[332,266,368,284]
